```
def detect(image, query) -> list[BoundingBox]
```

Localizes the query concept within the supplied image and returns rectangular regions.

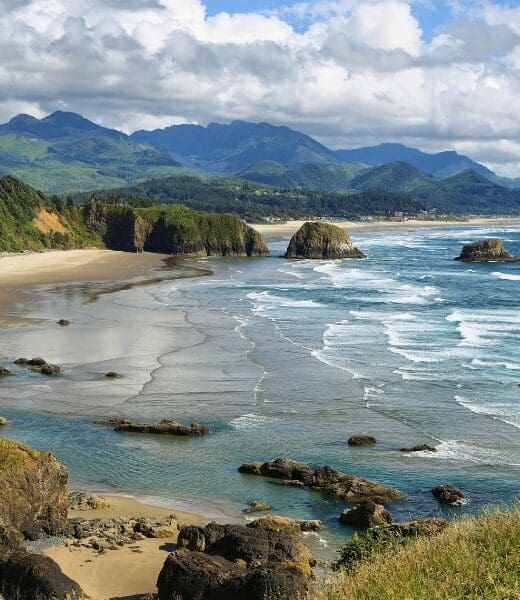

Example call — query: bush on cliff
[320,503,520,600]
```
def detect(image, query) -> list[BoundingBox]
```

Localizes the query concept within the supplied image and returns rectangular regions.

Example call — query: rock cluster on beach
[14,357,61,376]
[238,458,404,504]
[97,417,210,436]
[285,222,366,260]
[455,238,518,262]
[157,520,314,600]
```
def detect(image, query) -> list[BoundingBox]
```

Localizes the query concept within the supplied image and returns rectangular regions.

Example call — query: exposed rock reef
[0,439,69,547]
[157,521,314,600]
[285,222,366,260]
[0,548,86,600]
[348,435,377,447]
[84,203,269,256]
[103,418,210,436]
[455,238,518,262]
[400,444,437,453]
[432,485,466,506]
[238,458,404,503]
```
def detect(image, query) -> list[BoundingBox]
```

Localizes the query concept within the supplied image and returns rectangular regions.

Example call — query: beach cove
[0,220,519,596]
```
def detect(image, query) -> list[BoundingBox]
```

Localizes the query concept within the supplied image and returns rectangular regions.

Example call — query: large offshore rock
[455,238,518,262]
[0,439,69,547]
[285,222,365,260]
[239,458,404,504]
[158,521,313,600]
[0,548,86,600]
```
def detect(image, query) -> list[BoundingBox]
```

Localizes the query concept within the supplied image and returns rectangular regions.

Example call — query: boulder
[243,501,272,514]
[0,439,69,547]
[250,516,322,533]
[57,319,70,326]
[27,358,47,367]
[432,485,466,506]
[0,548,86,600]
[105,372,120,379]
[455,238,518,262]
[159,521,313,599]
[13,358,28,365]
[400,444,437,453]
[114,418,209,436]
[285,222,366,260]
[348,435,377,447]
[0,368,14,377]
[69,492,110,511]
[339,501,393,527]
[37,364,61,376]
[238,458,404,504]
[0,419,7,427]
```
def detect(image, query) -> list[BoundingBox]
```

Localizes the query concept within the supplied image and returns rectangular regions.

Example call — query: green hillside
[0,176,101,252]
[238,160,369,191]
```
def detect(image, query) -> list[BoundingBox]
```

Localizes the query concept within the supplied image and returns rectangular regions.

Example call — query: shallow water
[1,225,520,554]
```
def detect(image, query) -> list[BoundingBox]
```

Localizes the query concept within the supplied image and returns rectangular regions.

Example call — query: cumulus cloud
[0,0,519,175]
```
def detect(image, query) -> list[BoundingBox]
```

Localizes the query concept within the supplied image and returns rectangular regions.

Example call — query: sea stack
[455,238,518,262]
[285,222,366,260]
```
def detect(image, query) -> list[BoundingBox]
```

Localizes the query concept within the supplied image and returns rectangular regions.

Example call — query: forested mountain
[131,120,340,172]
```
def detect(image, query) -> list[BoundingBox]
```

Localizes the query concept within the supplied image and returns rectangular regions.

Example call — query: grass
[319,504,520,600]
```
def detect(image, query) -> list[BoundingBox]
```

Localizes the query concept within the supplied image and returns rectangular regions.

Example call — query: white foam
[416,439,518,466]
[229,413,279,431]
[471,358,520,371]
[247,291,323,312]
[492,271,520,281]
[455,395,520,430]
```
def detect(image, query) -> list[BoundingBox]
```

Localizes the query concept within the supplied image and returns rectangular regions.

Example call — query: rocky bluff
[84,203,269,257]
[285,222,365,260]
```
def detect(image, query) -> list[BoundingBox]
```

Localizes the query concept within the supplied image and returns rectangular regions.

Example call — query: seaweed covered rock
[455,238,518,262]
[0,548,86,600]
[239,458,404,504]
[0,439,69,547]
[285,222,365,260]
[158,521,313,599]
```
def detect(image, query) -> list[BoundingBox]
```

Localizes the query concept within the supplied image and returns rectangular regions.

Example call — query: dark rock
[27,358,47,366]
[348,435,377,447]
[339,501,393,527]
[400,444,437,453]
[243,501,272,514]
[114,418,209,436]
[0,367,15,377]
[57,319,70,326]
[0,439,69,547]
[159,521,313,599]
[14,358,29,365]
[285,222,366,260]
[432,485,466,506]
[239,458,404,504]
[105,372,120,379]
[455,238,518,262]
[0,548,86,599]
[37,364,61,376]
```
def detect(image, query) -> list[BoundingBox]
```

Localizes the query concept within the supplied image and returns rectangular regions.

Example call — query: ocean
[1,224,519,553]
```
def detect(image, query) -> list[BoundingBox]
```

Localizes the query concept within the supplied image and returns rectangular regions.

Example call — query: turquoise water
[1,224,520,552]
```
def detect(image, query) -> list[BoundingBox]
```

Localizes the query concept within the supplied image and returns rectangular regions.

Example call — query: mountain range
[1,110,520,214]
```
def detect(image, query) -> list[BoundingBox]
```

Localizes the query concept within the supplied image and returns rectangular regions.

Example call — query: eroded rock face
[455,238,518,262]
[0,548,86,600]
[238,458,404,504]
[0,439,69,547]
[158,521,313,600]
[339,501,393,527]
[113,418,209,437]
[285,222,366,260]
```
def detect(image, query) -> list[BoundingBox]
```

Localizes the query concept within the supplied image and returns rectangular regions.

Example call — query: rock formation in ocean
[455,238,518,262]
[339,501,393,527]
[84,203,269,257]
[238,458,404,503]
[0,438,70,547]
[432,485,466,506]
[157,521,314,600]
[348,435,377,446]
[285,222,366,259]
[400,444,437,453]
[109,418,209,436]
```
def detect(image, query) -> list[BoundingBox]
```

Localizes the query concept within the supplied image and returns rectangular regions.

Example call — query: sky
[1,0,520,176]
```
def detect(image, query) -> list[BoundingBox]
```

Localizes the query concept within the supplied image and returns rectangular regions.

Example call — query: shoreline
[250,216,520,239]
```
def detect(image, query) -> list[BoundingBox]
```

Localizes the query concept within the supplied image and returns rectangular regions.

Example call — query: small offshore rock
[432,485,466,506]
[114,418,209,436]
[57,319,71,326]
[0,367,15,377]
[27,357,47,366]
[348,435,377,447]
[38,364,61,376]
[0,417,8,426]
[105,372,120,379]
[455,238,518,262]
[243,500,272,514]
[339,501,393,527]
[14,358,29,365]
[400,444,437,453]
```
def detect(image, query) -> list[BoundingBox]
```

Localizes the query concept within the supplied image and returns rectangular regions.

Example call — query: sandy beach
[44,495,205,600]
[251,216,520,238]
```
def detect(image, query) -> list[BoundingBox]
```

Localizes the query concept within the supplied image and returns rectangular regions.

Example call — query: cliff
[285,222,365,259]
[0,438,69,547]
[455,238,518,262]
[85,203,269,256]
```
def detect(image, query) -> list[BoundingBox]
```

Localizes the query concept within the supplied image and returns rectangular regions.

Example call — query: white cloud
[0,0,519,175]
